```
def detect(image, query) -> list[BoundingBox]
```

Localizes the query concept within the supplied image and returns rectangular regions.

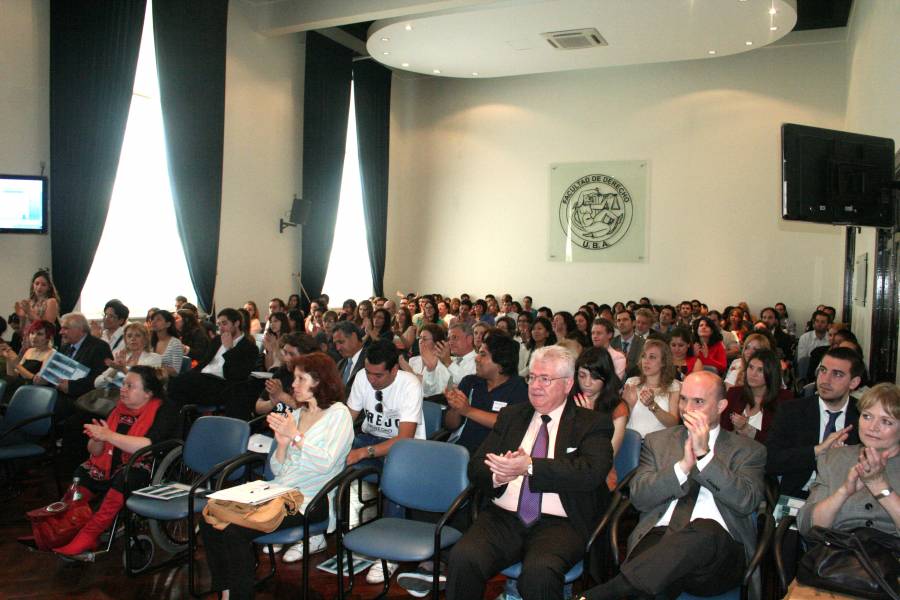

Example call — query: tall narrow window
[322,82,374,302]
[80,1,196,317]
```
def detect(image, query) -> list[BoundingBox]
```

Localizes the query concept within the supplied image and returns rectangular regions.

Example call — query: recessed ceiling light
[471,72,479,77]
[707,50,717,55]
[745,41,753,46]
[401,62,410,67]
[768,7,777,15]
[383,51,390,55]
[770,25,778,31]
[432,69,441,74]
[380,37,390,42]
[405,24,413,31]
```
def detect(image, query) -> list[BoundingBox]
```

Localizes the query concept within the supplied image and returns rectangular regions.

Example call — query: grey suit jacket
[628,425,767,598]
[797,445,900,536]
[611,334,644,371]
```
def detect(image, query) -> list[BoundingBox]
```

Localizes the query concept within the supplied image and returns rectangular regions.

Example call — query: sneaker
[261,544,283,555]
[398,562,447,597]
[282,534,327,563]
[365,559,398,584]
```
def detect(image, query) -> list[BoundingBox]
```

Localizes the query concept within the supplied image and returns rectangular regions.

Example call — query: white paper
[248,433,274,454]
[207,480,295,505]
[251,371,274,379]
[38,352,91,386]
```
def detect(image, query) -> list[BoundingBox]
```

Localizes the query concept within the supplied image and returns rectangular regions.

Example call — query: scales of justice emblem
[558,173,633,249]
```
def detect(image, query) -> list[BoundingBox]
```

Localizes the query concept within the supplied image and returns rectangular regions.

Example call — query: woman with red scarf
[54,366,177,556]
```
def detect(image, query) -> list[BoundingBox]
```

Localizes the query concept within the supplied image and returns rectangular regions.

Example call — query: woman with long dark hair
[14,270,60,347]
[691,316,727,375]
[176,308,209,362]
[721,349,790,442]
[149,309,184,376]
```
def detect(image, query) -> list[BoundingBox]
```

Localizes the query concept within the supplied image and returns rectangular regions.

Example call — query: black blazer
[194,335,259,382]
[470,399,613,537]
[765,395,860,498]
[61,334,113,398]
[338,343,369,398]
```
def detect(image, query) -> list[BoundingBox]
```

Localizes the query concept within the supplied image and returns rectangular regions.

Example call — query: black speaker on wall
[290,195,311,225]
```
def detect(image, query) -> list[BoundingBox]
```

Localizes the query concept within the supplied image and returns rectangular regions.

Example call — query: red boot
[54,489,124,556]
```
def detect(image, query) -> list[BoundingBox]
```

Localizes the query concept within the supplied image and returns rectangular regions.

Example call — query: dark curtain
[50,0,146,312]
[300,33,353,308]
[153,0,228,314]
[353,60,392,298]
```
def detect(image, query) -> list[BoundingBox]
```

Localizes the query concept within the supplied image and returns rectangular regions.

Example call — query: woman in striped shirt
[199,352,354,599]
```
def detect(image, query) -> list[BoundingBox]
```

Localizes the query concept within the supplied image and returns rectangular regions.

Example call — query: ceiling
[246,0,854,79]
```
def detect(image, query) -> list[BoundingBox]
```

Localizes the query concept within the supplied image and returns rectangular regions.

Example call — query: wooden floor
[0,463,511,600]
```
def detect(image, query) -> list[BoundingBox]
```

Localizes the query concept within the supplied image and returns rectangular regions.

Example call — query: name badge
[491,401,507,412]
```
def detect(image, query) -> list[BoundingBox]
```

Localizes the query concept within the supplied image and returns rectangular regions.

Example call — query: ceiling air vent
[542,28,607,50]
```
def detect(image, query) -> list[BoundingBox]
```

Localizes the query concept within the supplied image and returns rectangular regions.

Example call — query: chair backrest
[615,428,642,479]
[422,400,444,438]
[5,385,57,437]
[183,416,250,476]
[382,439,469,512]
[180,356,191,374]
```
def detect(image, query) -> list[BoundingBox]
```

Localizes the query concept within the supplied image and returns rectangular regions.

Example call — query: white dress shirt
[202,335,244,379]
[656,426,730,535]
[421,350,476,395]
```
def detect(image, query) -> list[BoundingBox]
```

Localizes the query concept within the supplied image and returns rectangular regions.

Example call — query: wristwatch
[649,402,658,413]
[291,433,303,447]
[367,446,376,459]
[527,459,534,476]
[875,487,893,499]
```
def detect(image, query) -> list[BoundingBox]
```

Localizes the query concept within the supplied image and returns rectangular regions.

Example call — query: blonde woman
[623,339,681,437]
[94,323,163,388]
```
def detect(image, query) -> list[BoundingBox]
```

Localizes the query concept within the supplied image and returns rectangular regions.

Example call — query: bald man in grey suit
[579,371,766,600]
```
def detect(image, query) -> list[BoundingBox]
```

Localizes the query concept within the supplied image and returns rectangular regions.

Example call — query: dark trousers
[168,371,253,420]
[199,500,327,599]
[446,503,584,600]
[622,520,745,599]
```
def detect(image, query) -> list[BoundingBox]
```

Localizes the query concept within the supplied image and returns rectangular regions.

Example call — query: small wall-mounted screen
[0,175,48,234]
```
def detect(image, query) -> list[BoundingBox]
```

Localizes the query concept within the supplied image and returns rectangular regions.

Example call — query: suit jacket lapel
[507,404,534,453]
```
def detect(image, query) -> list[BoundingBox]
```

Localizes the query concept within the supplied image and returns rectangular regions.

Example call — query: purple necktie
[517,414,551,526]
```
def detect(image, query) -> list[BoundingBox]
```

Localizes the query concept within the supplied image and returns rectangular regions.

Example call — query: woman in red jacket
[691,316,727,375]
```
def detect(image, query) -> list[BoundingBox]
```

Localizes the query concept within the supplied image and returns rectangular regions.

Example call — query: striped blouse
[159,336,184,374]
[269,402,354,525]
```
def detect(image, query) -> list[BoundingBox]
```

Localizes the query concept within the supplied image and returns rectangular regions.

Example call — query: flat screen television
[0,174,48,234]
[782,123,895,227]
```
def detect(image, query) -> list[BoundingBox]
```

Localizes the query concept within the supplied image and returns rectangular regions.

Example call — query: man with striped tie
[446,345,613,600]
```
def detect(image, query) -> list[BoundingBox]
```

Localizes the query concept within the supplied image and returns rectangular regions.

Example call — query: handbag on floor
[25,497,94,551]
[202,490,304,533]
[798,526,900,600]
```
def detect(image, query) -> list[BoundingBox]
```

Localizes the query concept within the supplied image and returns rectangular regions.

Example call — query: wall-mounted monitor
[0,174,48,234]
[782,124,895,227]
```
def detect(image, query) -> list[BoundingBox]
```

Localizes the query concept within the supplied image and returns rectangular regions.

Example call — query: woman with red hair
[1,319,56,401]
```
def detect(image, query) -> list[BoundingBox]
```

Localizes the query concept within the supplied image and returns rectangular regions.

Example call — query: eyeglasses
[526,374,567,387]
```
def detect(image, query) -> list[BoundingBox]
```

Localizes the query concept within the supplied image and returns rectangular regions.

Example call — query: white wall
[0,0,51,323]
[203,2,305,313]
[842,0,900,380]
[385,40,851,319]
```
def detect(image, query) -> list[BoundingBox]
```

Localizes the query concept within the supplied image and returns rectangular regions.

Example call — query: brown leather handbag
[202,490,304,533]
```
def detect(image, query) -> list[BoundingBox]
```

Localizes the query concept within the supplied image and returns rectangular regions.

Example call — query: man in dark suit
[611,309,644,376]
[446,345,613,600]
[35,312,112,417]
[168,308,259,420]
[580,371,766,600]
[766,346,863,498]
[36,312,113,473]
[333,321,368,398]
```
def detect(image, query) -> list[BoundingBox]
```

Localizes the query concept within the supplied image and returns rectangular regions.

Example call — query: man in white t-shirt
[345,338,425,583]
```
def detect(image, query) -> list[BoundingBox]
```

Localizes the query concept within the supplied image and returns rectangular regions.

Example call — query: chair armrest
[743,504,776,588]
[122,438,184,492]
[215,451,267,489]
[609,497,632,567]
[0,412,54,443]
[336,466,381,529]
[773,514,796,594]
[303,466,356,537]
[188,451,257,511]
[585,492,624,555]
[434,485,476,535]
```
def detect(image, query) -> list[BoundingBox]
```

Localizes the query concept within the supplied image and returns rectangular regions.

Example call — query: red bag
[26,499,93,551]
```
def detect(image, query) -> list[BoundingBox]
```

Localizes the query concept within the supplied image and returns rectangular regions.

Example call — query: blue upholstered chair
[0,385,58,495]
[336,439,474,599]
[122,416,250,596]
[422,399,449,441]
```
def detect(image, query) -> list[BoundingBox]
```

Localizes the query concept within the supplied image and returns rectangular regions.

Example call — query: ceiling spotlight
[770,25,778,31]
[405,24,413,31]
[707,50,717,55]
[380,37,390,42]
[471,72,479,76]
[432,69,441,74]
[745,41,753,46]
[401,62,410,67]
[768,7,777,15]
